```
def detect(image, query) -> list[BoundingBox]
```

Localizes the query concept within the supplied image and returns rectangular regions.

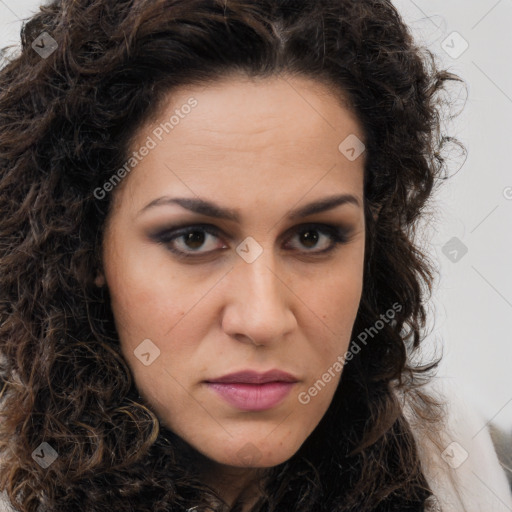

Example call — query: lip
[204,370,299,411]
[206,369,299,384]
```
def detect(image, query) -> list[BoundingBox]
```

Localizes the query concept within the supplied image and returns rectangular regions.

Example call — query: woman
[0,0,510,510]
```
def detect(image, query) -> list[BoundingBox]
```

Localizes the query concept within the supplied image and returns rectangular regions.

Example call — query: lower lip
[205,382,296,411]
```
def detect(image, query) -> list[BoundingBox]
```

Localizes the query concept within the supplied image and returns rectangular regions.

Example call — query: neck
[199,460,266,511]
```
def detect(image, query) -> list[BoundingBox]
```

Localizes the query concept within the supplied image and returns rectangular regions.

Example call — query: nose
[220,248,297,346]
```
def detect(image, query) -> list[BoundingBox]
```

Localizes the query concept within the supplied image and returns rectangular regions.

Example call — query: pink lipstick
[205,370,298,411]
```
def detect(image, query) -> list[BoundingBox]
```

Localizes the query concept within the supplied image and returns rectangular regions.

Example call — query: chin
[207,438,302,469]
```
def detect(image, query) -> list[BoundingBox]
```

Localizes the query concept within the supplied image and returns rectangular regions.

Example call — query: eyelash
[150,222,352,260]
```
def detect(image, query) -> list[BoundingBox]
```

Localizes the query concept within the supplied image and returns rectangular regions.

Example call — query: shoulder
[400,376,512,512]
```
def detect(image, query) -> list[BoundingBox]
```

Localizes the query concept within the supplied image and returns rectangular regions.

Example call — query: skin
[98,73,366,510]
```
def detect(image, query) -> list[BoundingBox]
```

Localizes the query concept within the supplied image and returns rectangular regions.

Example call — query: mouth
[204,369,299,411]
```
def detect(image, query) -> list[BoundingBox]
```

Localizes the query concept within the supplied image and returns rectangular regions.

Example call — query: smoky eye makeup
[145,220,357,261]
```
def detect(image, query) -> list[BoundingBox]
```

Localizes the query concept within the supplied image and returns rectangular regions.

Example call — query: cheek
[293,269,363,399]
[305,265,363,341]
[103,240,181,335]
[312,292,362,401]
[103,247,203,375]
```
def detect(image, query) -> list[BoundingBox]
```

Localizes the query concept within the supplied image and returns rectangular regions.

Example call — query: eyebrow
[137,193,360,221]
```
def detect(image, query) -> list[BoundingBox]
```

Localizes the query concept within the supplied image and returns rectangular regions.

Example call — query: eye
[151,224,227,258]
[150,223,351,260]
[284,224,349,254]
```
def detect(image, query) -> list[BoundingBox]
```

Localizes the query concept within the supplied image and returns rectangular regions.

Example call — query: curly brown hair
[0,0,465,510]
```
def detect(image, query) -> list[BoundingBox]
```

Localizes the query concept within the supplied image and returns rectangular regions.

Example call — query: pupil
[185,231,205,249]
[302,230,318,248]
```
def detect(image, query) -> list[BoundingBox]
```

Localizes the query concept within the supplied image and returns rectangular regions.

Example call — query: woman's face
[100,74,366,470]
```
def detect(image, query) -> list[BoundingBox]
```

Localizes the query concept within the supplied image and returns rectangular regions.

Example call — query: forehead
[113,74,365,215]
[148,73,361,139]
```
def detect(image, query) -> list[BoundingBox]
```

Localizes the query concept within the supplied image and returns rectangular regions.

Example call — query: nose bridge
[244,247,283,301]
[222,241,296,343]
[238,240,287,308]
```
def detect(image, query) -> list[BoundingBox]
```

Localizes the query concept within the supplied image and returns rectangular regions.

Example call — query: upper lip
[205,369,299,384]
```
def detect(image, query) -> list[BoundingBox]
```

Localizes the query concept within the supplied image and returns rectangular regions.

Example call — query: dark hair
[0,0,465,510]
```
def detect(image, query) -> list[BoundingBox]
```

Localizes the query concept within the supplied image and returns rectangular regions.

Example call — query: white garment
[403,376,512,512]
[0,377,510,511]
[0,491,15,512]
